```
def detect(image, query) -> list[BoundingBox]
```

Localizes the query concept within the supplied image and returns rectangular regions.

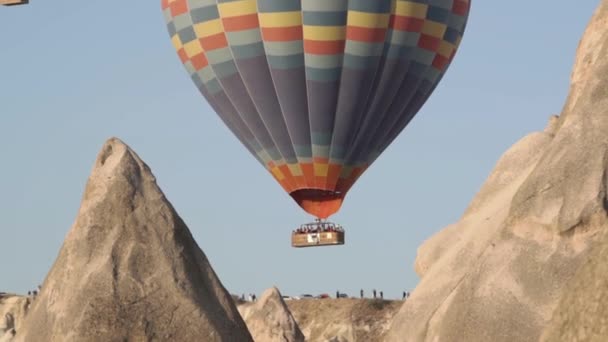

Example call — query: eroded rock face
[238,287,304,342]
[540,231,608,342]
[287,298,401,342]
[0,295,29,342]
[15,138,253,342]
[386,1,608,341]
[507,0,608,234]
[566,0,608,116]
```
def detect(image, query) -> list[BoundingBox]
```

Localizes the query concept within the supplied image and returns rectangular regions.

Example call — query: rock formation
[0,295,28,342]
[15,138,253,342]
[238,287,304,342]
[286,298,401,342]
[386,1,608,341]
[540,229,608,342]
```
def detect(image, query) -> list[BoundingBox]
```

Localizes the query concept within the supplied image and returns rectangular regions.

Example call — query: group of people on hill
[360,289,385,299]
[241,293,256,302]
[27,285,42,300]
[238,289,412,302]
[332,289,412,300]
[353,289,411,300]
[293,223,344,234]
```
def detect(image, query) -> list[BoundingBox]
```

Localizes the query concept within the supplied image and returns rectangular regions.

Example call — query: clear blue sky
[0,1,599,299]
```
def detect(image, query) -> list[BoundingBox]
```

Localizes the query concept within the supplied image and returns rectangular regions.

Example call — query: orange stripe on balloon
[452,0,469,15]
[314,176,329,191]
[261,26,303,42]
[274,177,292,193]
[191,53,209,70]
[170,0,188,17]
[177,48,188,63]
[326,164,342,189]
[278,164,297,192]
[199,33,229,51]
[222,13,260,31]
[293,175,306,189]
[432,54,449,71]
[300,163,315,188]
[161,0,170,11]
[418,34,440,52]
[304,40,346,55]
[276,175,295,193]
[389,15,424,32]
[346,27,387,42]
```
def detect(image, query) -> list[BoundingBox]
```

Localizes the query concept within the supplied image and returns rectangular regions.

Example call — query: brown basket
[291,231,345,248]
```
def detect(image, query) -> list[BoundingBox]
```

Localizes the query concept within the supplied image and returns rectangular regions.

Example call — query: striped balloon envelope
[162,0,470,219]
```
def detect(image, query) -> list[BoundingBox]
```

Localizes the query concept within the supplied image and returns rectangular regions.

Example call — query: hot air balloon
[161,0,470,247]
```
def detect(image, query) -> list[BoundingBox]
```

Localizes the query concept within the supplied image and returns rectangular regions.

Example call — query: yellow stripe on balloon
[347,11,390,28]
[288,164,304,177]
[171,34,183,50]
[437,40,455,58]
[271,167,285,180]
[194,19,224,38]
[421,20,447,38]
[314,163,329,177]
[258,11,302,27]
[183,40,204,58]
[303,26,346,41]
[393,1,428,18]
[217,0,257,17]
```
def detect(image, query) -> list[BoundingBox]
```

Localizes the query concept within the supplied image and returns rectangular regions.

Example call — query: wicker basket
[291,231,345,248]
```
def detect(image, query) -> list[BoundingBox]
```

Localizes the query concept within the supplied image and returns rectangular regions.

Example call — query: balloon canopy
[162,0,470,218]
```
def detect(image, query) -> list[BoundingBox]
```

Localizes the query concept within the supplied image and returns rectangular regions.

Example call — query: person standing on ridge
[360,289,364,299]
[373,289,377,299]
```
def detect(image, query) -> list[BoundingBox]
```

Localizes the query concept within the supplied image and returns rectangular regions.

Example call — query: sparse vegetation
[369,299,390,310]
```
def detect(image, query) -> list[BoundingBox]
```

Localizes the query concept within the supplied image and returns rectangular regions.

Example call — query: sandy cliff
[0,295,28,342]
[15,138,253,342]
[386,1,608,341]
[287,298,401,342]
[238,287,305,342]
